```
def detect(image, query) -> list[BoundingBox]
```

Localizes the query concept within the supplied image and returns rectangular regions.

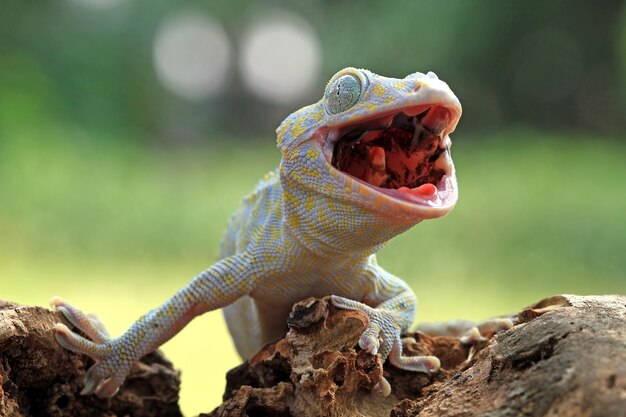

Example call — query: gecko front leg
[51,254,256,398]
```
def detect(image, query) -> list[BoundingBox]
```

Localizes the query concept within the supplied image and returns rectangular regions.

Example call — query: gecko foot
[50,297,130,398]
[459,317,514,345]
[331,295,440,395]
[415,316,514,345]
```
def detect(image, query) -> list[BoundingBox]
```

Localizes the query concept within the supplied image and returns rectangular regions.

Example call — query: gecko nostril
[413,83,422,93]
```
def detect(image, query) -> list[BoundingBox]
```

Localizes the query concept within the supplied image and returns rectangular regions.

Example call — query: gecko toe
[460,326,484,345]
[358,326,380,354]
[54,323,104,360]
[373,376,391,396]
[94,377,122,398]
[51,298,110,343]
[81,365,106,396]
[388,339,440,373]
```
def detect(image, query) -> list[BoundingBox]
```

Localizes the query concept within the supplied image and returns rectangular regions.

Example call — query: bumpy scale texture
[52,68,463,397]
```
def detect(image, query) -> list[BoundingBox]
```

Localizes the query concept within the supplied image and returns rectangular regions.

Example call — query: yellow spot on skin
[305,195,315,211]
[317,207,327,224]
[384,96,395,104]
[366,103,378,112]
[393,81,404,90]
[311,107,325,121]
[283,190,294,205]
[223,274,235,285]
[306,148,319,159]
[289,212,300,230]
[372,84,386,97]
[301,164,321,179]
[291,117,306,138]
[277,120,292,145]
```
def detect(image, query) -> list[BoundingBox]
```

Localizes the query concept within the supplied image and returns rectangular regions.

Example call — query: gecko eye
[325,74,362,114]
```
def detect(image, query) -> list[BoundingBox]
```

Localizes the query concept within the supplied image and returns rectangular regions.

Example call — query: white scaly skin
[52,68,465,398]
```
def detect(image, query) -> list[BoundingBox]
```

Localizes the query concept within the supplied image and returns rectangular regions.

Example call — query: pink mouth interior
[331,108,454,204]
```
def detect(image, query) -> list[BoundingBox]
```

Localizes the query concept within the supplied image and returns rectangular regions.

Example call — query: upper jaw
[325,101,460,144]
[317,103,460,219]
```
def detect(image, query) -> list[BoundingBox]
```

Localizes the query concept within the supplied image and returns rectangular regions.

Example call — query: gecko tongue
[398,184,437,198]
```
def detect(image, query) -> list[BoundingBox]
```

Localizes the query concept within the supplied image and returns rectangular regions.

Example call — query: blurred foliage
[0,0,624,142]
[2,129,625,294]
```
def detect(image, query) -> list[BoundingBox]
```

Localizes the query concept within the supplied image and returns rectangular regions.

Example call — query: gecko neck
[280,177,420,256]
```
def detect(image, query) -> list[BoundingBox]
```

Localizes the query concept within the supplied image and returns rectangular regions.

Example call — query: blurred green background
[1,0,625,415]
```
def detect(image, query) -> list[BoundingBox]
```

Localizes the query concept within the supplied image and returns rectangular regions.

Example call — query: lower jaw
[344,170,458,219]
[377,174,455,206]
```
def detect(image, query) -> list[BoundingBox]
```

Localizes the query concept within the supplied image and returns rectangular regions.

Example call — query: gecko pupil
[331,110,447,189]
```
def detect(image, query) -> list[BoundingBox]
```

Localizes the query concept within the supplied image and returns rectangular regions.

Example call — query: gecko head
[277,67,462,221]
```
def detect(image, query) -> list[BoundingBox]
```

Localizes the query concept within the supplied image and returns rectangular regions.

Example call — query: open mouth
[327,105,457,208]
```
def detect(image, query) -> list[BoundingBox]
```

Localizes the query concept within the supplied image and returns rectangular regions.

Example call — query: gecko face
[278,67,462,221]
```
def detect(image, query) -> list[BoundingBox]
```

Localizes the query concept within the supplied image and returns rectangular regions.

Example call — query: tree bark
[1,295,624,417]
[204,295,626,417]
[0,301,182,417]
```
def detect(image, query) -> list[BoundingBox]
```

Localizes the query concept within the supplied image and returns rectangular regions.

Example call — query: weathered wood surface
[205,295,626,417]
[0,301,182,417]
[1,295,624,417]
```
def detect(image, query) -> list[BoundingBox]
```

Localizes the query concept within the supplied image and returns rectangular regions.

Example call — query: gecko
[51,67,502,398]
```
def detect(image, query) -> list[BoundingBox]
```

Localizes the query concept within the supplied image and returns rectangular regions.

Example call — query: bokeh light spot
[153,13,231,101]
[239,11,321,104]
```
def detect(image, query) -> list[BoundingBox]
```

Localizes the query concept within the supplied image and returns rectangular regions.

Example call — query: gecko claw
[460,326,483,345]
[80,366,103,396]
[49,296,66,308]
[373,376,391,396]
[358,328,380,355]
[94,377,122,398]
[79,366,121,398]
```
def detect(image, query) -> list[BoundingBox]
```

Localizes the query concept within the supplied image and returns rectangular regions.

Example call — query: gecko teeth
[331,109,454,190]
[439,137,452,150]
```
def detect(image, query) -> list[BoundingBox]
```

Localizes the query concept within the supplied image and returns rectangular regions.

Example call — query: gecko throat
[331,108,453,191]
